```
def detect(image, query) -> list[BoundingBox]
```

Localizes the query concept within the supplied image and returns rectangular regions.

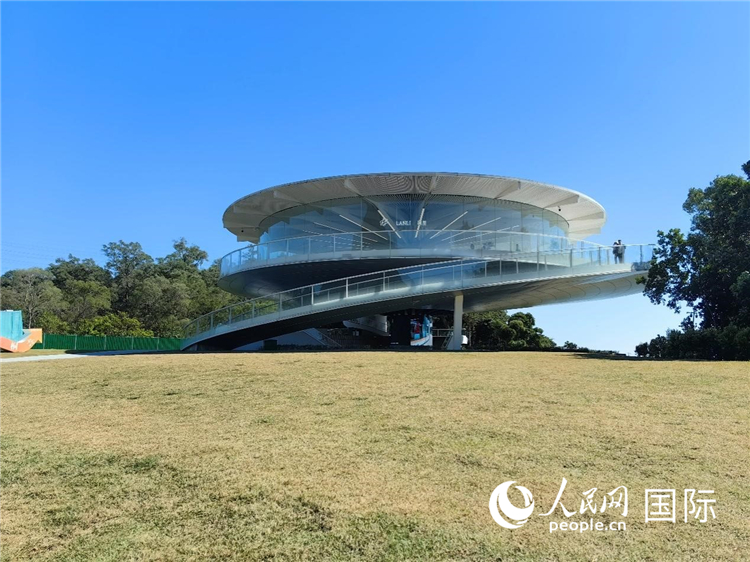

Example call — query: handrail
[219,230,615,278]
[184,243,655,343]
[307,329,344,349]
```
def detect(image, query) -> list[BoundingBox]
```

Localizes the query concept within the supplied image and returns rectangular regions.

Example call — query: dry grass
[1,352,747,561]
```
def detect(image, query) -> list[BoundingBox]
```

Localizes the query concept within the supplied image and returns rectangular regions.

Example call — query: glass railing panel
[288,237,309,259]
[480,231,501,254]
[500,260,519,276]
[631,244,653,270]
[383,271,413,292]
[484,260,502,280]
[254,244,268,264]
[313,280,347,304]
[224,251,235,274]
[334,233,361,253]
[213,308,230,327]
[361,233,390,253]
[391,230,422,251]
[495,233,512,253]
[197,315,210,334]
[231,301,255,323]
[421,231,454,257]
[281,295,302,312]
[386,232,401,255]
[514,234,530,254]
[310,235,335,255]
[406,269,426,290]
[461,261,488,283]
[316,277,348,293]
[254,299,279,318]
[420,263,456,292]
[281,288,311,311]
[510,234,527,254]
[516,261,539,275]
[268,240,288,261]
[544,236,564,253]
[448,231,482,255]
[218,231,634,277]
[249,245,260,262]
[351,277,384,297]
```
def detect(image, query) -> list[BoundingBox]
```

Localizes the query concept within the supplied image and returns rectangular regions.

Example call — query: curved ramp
[182,248,652,350]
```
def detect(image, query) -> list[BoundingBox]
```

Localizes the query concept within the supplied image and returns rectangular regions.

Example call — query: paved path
[1,354,92,363]
[1,350,157,364]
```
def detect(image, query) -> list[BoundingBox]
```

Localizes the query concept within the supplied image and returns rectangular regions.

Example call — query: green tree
[130,276,190,337]
[638,161,750,360]
[2,239,236,338]
[36,311,72,334]
[158,238,209,271]
[464,310,555,350]
[62,280,112,328]
[643,161,750,329]
[102,241,154,314]
[77,312,153,337]
[463,310,508,348]
[0,268,64,328]
[48,255,111,289]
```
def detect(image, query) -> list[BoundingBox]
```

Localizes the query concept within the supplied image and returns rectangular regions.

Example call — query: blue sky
[2,2,748,353]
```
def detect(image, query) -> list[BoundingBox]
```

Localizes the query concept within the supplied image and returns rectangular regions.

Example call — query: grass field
[1,352,747,561]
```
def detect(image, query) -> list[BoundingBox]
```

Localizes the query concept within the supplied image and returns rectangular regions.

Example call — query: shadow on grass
[0,349,183,357]
[62,349,183,356]
[572,351,649,361]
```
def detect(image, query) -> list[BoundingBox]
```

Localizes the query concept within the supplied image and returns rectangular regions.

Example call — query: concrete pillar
[449,293,464,350]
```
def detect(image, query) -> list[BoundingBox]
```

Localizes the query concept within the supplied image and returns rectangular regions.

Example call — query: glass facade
[257,195,569,245]
[218,195,579,277]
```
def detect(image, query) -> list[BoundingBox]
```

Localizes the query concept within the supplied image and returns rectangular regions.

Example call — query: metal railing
[219,231,613,278]
[184,243,654,346]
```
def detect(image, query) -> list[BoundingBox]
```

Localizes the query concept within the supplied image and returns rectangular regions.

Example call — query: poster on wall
[410,315,433,347]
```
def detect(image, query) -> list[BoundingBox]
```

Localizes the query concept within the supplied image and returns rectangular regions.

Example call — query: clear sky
[2,2,748,353]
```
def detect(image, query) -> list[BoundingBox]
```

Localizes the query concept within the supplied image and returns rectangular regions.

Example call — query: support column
[449,293,464,350]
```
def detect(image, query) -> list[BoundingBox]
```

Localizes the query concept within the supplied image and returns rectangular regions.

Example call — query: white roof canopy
[223,173,607,243]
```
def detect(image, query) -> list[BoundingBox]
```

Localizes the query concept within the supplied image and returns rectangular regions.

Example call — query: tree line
[463,310,557,350]
[637,161,750,360]
[1,239,244,338]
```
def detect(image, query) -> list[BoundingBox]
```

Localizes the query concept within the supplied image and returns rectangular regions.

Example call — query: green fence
[33,334,182,352]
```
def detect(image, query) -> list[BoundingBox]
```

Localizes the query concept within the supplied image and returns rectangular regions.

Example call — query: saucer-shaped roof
[223,173,606,243]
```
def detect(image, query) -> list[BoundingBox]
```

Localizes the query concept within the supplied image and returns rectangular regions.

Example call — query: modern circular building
[182,173,652,350]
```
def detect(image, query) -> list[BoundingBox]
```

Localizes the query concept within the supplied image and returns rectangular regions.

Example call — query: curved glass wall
[220,230,601,279]
[257,196,569,246]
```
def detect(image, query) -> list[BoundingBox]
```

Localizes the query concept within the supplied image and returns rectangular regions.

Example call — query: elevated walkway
[182,245,653,350]
[219,231,618,296]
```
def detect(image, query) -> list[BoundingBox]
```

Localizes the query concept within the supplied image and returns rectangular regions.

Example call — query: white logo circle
[489,481,535,529]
